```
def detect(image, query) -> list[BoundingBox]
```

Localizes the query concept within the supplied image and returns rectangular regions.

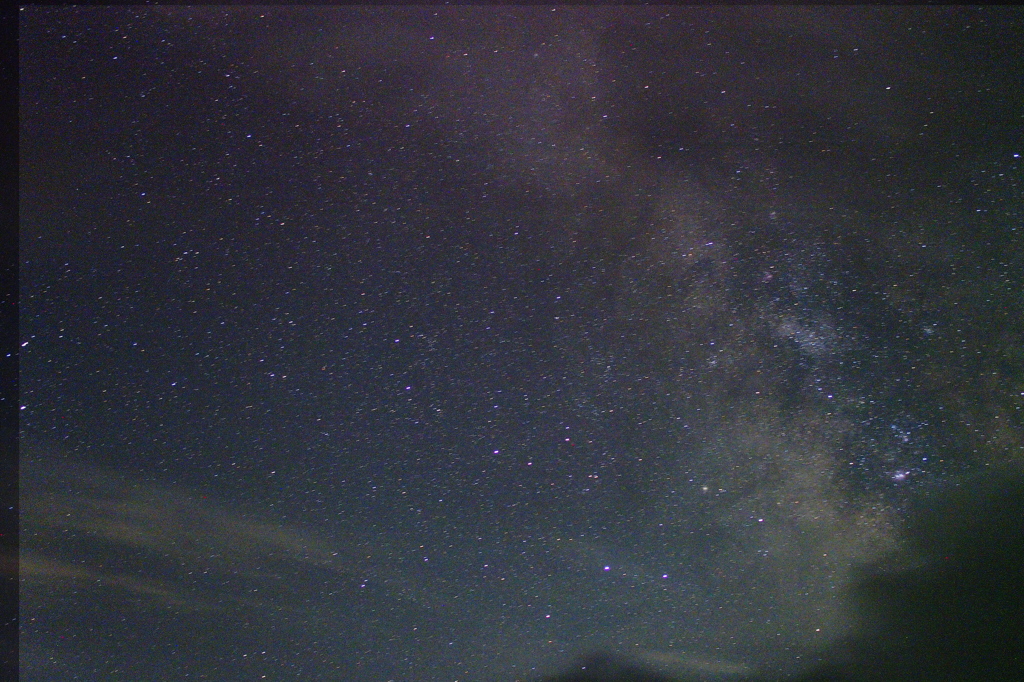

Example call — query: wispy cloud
[21,451,448,615]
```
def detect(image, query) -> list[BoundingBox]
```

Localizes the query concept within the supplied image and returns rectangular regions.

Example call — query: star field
[18,6,1024,681]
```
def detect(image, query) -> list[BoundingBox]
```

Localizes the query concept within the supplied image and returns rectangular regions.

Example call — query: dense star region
[19,6,1024,682]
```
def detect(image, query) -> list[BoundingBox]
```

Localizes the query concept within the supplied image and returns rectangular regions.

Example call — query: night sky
[18,6,1024,681]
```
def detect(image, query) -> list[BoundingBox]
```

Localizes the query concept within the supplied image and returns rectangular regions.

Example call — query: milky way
[19,6,1023,681]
